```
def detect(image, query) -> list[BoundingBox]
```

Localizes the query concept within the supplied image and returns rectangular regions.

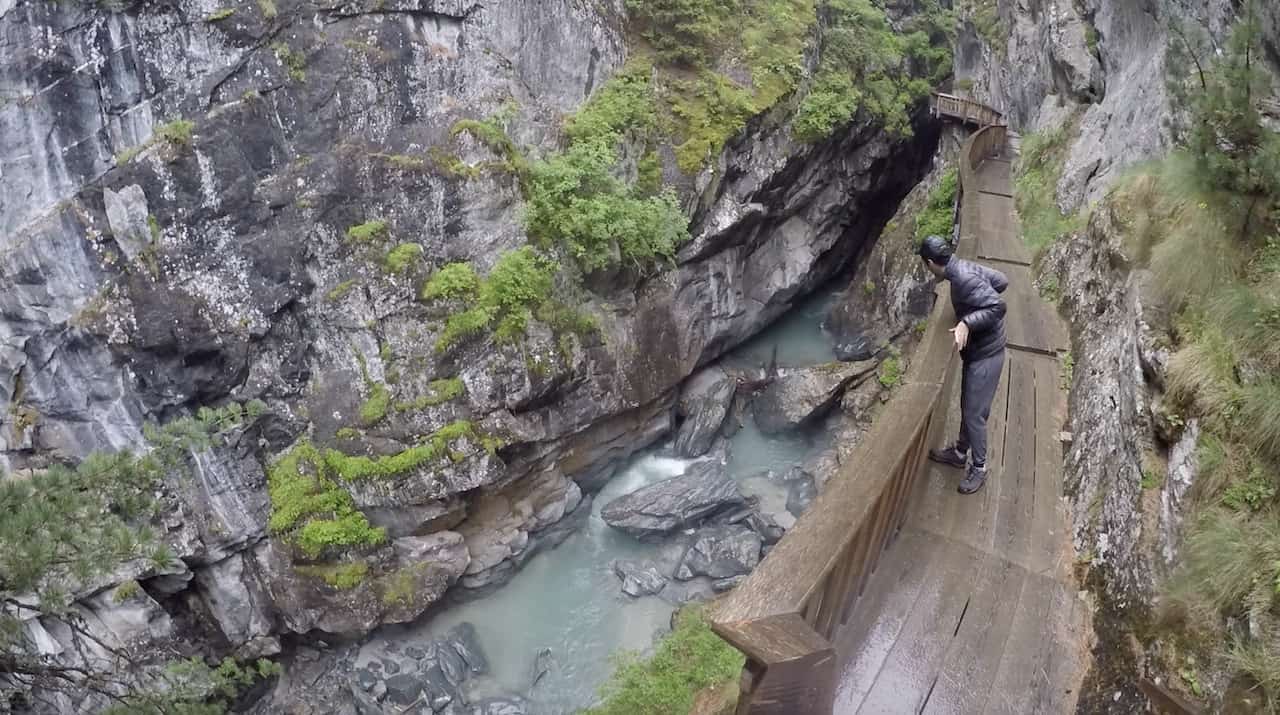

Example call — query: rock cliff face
[0,0,940,707]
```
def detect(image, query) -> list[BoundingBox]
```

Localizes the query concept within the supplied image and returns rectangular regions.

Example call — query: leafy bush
[155,120,195,147]
[793,0,951,141]
[584,605,744,715]
[915,167,959,242]
[394,378,466,412]
[359,382,390,426]
[383,243,423,274]
[524,143,686,272]
[346,219,389,244]
[624,0,736,66]
[265,442,387,559]
[669,72,758,173]
[422,262,480,302]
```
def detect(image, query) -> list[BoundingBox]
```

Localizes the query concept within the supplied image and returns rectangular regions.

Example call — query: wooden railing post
[712,117,1007,715]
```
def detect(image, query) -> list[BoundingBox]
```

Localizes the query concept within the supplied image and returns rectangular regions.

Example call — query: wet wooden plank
[976,192,1027,263]
[831,528,948,711]
[990,351,1037,572]
[920,553,1028,715]
[854,540,986,714]
[1031,354,1068,579]
[983,573,1084,714]
[977,160,1014,197]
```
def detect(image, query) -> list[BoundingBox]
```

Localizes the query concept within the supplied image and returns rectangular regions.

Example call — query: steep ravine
[0,0,944,711]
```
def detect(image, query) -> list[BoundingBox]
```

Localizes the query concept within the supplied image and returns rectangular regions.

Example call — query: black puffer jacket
[945,257,1008,361]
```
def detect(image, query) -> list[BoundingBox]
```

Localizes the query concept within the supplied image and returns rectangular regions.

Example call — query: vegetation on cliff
[0,403,279,710]
[1087,2,1280,706]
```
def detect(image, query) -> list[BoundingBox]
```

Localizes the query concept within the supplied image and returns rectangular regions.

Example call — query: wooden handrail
[930,92,1004,128]
[711,120,1008,715]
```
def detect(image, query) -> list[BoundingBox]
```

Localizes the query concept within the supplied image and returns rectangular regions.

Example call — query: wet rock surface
[673,366,736,458]
[612,560,668,597]
[601,461,746,538]
[674,525,763,581]
[753,360,878,434]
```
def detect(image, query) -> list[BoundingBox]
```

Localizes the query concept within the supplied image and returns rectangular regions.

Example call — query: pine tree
[0,403,275,712]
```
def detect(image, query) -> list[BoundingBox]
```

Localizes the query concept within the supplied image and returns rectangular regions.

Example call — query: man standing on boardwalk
[918,235,1008,495]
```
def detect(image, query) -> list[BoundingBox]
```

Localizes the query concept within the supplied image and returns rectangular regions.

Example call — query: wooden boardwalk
[828,151,1088,714]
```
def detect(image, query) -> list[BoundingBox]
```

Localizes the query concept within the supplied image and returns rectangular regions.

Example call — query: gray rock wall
[0,0,939,705]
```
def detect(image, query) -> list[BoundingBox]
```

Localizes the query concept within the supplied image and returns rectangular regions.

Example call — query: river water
[379,286,842,713]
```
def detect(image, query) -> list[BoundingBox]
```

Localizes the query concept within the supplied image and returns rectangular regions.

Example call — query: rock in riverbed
[753,360,878,434]
[601,462,745,538]
[675,525,763,580]
[612,560,668,597]
[674,366,736,458]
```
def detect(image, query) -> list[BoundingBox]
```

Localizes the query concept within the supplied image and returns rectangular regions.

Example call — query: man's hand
[950,321,970,352]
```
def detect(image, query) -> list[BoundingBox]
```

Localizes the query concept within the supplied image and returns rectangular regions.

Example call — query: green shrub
[584,605,744,715]
[670,72,757,173]
[793,0,950,141]
[155,120,195,147]
[422,262,480,302]
[326,280,357,302]
[383,243,423,274]
[320,421,487,481]
[525,141,686,272]
[451,107,526,175]
[793,72,862,142]
[297,560,369,589]
[878,353,903,388]
[206,8,235,21]
[359,382,390,426]
[271,42,306,82]
[915,167,958,242]
[624,0,736,66]
[425,248,563,351]
[346,219,389,244]
[266,442,386,559]
[566,65,659,144]
[393,378,466,412]
[113,580,141,604]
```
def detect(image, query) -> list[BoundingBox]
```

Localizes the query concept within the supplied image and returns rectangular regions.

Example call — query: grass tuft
[584,605,744,715]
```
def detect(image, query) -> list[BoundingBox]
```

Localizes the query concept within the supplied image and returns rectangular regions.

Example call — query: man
[918,235,1008,495]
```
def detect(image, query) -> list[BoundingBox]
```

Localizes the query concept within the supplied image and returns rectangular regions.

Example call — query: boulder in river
[753,360,878,434]
[601,462,745,538]
[674,366,736,458]
[675,525,763,580]
[612,560,668,597]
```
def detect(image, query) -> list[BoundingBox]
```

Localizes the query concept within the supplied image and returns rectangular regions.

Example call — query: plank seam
[977,254,1033,267]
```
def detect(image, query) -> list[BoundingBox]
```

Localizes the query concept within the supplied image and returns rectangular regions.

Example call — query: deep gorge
[0,0,945,712]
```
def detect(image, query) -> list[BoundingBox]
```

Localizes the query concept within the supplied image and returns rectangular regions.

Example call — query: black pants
[956,350,1005,469]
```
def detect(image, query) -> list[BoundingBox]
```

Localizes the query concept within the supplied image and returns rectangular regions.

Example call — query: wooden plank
[714,384,937,625]
[1031,354,1068,579]
[919,552,1027,715]
[985,574,1087,714]
[853,539,987,714]
[976,192,1027,264]
[990,351,1037,572]
[830,528,949,712]
[977,159,1014,197]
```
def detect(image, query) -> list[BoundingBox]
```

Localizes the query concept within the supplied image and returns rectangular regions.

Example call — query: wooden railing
[931,92,1004,128]
[710,122,1009,714]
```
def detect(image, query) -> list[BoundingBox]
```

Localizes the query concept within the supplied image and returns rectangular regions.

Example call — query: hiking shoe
[928,445,967,469]
[959,465,988,495]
